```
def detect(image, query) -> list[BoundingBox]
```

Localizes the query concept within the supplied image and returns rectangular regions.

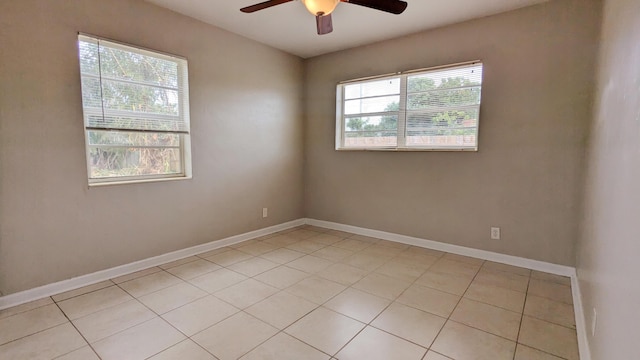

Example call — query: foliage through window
[78,34,191,184]
[336,62,483,151]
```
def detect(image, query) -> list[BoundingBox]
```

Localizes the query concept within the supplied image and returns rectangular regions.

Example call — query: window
[336,61,483,151]
[78,34,191,185]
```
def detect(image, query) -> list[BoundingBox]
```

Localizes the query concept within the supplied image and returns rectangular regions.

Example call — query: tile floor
[0,226,579,360]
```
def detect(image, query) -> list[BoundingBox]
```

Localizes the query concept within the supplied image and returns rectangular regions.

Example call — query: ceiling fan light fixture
[301,0,339,16]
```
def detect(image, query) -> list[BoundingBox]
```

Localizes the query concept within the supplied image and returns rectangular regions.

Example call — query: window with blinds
[336,62,483,151]
[78,34,192,184]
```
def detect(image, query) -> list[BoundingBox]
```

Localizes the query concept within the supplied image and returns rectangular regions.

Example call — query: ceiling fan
[240,0,408,35]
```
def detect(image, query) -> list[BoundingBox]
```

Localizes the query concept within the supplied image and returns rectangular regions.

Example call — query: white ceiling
[146,0,548,58]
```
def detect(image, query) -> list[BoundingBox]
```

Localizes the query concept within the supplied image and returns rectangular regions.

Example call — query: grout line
[423,259,487,354]
[5,226,579,360]
[52,299,104,360]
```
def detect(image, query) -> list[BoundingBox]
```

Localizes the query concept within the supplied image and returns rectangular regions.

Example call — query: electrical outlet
[262,207,268,218]
[491,227,501,240]
[591,308,597,337]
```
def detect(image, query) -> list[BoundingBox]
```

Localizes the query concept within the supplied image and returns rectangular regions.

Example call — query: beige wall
[304,0,601,265]
[577,0,640,358]
[0,0,305,294]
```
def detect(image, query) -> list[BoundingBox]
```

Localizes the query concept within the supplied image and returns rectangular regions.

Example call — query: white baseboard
[0,219,305,311]
[572,274,592,360]
[305,218,591,360]
[0,216,591,360]
[306,219,575,276]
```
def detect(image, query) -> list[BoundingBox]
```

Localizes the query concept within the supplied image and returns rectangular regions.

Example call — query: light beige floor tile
[375,239,410,249]
[518,316,579,360]
[93,317,185,360]
[287,255,334,273]
[301,225,329,233]
[214,278,278,309]
[254,266,309,289]
[229,239,259,249]
[482,261,531,277]
[162,295,238,336]
[52,281,114,302]
[349,234,380,243]
[263,234,300,246]
[396,256,441,272]
[342,253,390,271]
[316,263,368,285]
[159,256,200,270]
[55,345,100,360]
[474,268,530,293]
[396,284,460,318]
[514,344,564,360]
[0,297,53,320]
[333,238,372,252]
[286,276,346,304]
[0,303,68,345]
[375,260,426,282]
[111,267,162,284]
[228,257,279,277]
[528,279,573,304]
[119,271,182,298]
[240,332,330,360]
[0,323,86,360]
[325,230,355,239]
[196,247,233,258]
[324,288,390,323]
[148,339,216,360]
[286,240,327,254]
[524,294,576,329]
[313,246,355,262]
[398,246,444,259]
[311,233,344,245]
[416,270,474,295]
[432,321,516,360]
[188,268,248,293]
[429,259,481,277]
[260,248,305,264]
[286,229,320,240]
[204,249,254,266]
[336,326,426,360]
[192,312,278,360]
[531,271,571,286]
[246,291,317,329]
[285,307,365,355]
[361,244,405,258]
[72,299,155,343]
[423,351,452,360]
[352,273,412,300]
[464,282,526,313]
[57,286,132,320]
[450,298,521,341]
[371,302,445,348]
[237,241,278,256]
[442,253,485,265]
[165,259,221,280]
[138,282,207,314]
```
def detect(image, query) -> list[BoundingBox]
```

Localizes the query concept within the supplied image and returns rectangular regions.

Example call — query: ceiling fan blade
[342,0,408,15]
[316,14,334,35]
[240,0,294,13]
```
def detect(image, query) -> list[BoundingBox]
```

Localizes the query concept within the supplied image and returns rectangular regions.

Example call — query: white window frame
[78,34,192,186]
[336,61,483,152]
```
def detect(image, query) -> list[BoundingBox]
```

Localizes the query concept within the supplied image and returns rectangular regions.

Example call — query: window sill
[88,175,192,187]
[335,147,478,152]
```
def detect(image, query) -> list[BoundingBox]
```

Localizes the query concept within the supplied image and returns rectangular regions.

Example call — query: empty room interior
[0,0,638,359]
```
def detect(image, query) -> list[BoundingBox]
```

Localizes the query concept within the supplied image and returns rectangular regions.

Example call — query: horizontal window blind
[78,35,190,134]
[78,34,192,183]
[336,62,483,151]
